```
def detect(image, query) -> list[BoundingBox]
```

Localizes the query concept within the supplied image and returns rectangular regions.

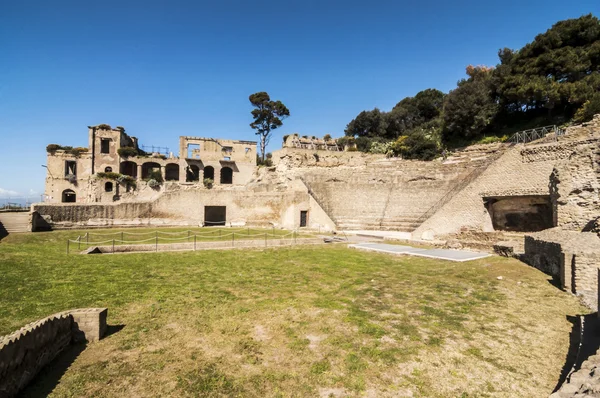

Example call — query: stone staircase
[0,212,30,236]
[299,143,508,233]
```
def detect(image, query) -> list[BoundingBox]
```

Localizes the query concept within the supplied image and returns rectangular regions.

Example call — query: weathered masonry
[43,126,258,204]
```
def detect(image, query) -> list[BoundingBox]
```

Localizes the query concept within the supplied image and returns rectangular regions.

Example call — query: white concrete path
[349,242,492,262]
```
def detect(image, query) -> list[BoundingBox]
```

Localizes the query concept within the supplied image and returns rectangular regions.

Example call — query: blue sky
[0,1,597,200]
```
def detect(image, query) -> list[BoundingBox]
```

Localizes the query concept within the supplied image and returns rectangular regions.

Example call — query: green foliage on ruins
[344,14,600,159]
[144,169,163,184]
[0,229,586,396]
[249,92,290,162]
[117,147,139,158]
[95,172,137,188]
[203,178,214,188]
[45,144,88,157]
[96,123,112,130]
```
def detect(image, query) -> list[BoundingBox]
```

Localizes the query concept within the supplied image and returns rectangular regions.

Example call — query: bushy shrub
[145,169,163,183]
[46,144,61,153]
[97,124,112,130]
[369,141,394,156]
[203,178,214,189]
[96,172,137,188]
[323,134,332,141]
[390,133,440,160]
[573,93,600,124]
[147,179,160,188]
[118,147,138,158]
[478,135,509,144]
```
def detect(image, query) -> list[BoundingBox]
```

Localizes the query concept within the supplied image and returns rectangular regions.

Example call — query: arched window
[120,161,137,178]
[105,166,112,172]
[165,163,180,181]
[204,166,215,181]
[220,167,233,184]
[141,162,161,179]
[105,182,113,192]
[61,189,76,203]
[186,165,200,182]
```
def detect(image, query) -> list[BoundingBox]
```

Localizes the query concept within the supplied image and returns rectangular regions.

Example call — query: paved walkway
[341,230,413,240]
[348,243,491,262]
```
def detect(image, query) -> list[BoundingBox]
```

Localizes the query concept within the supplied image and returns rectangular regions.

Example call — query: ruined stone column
[136,164,142,179]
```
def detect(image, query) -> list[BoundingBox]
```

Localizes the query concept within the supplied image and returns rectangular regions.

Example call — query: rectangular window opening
[100,138,110,154]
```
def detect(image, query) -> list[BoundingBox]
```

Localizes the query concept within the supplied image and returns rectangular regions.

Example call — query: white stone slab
[349,243,491,262]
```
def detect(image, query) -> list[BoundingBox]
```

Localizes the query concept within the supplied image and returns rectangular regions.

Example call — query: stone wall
[550,138,600,230]
[0,308,107,397]
[31,183,336,231]
[523,228,600,310]
[283,144,503,231]
[414,130,600,239]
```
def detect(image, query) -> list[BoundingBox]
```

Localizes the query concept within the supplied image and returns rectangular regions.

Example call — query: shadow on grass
[18,324,125,398]
[552,314,600,393]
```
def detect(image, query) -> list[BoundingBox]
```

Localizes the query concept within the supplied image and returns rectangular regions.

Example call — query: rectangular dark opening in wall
[100,138,110,154]
[204,206,226,226]
[300,211,308,227]
[484,195,553,232]
[64,160,77,177]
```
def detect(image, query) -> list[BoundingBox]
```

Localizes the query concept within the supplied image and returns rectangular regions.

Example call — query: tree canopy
[249,92,290,162]
[341,14,600,160]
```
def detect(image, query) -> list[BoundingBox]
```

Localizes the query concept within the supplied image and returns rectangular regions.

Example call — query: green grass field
[0,228,588,397]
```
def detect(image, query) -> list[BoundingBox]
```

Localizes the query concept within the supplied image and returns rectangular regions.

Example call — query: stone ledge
[0,308,108,397]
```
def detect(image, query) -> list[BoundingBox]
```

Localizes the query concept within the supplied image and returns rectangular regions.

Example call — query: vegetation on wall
[96,124,112,130]
[95,172,137,188]
[117,147,139,158]
[343,14,600,160]
[46,144,88,157]
[257,152,273,167]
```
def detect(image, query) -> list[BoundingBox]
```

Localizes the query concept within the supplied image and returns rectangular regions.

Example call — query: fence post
[194,234,196,251]
[78,236,81,250]
[232,232,235,247]
[67,239,70,254]
[86,233,89,244]
[112,239,115,254]
[188,230,190,242]
[121,231,124,242]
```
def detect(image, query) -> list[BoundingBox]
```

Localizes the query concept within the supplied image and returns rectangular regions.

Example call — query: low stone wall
[0,308,107,397]
[523,228,600,310]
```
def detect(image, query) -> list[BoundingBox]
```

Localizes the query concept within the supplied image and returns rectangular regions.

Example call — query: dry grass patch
[0,229,588,397]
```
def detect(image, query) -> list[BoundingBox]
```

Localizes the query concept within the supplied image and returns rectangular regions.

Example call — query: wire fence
[66,228,314,254]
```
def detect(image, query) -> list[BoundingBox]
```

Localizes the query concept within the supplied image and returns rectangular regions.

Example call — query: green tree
[494,14,600,119]
[249,92,290,162]
[442,66,499,140]
[344,108,388,137]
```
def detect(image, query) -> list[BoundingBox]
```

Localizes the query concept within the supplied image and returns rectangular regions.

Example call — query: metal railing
[140,145,170,156]
[508,125,565,144]
[66,228,307,254]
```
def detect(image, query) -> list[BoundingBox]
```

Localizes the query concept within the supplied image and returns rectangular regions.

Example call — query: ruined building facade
[44,126,257,204]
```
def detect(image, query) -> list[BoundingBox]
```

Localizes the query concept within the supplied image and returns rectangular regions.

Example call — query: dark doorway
[62,189,76,203]
[165,164,179,181]
[485,195,553,232]
[300,211,308,227]
[220,167,233,184]
[204,166,215,181]
[205,206,226,226]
